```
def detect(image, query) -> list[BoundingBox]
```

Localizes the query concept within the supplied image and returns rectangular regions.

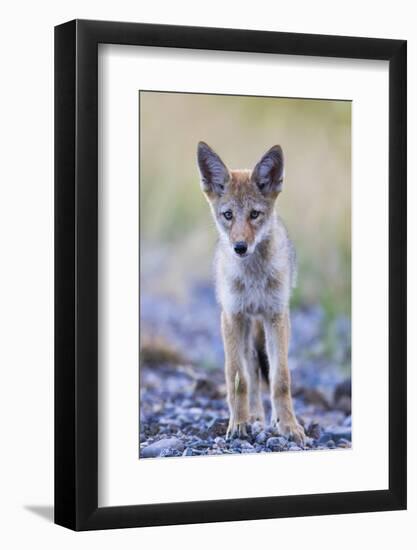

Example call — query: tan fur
[197,142,305,445]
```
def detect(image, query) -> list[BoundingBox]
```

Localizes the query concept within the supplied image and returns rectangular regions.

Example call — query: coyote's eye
[223,210,233,220]
[250,210,260,220]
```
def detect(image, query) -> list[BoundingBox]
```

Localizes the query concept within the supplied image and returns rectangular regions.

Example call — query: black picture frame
[55,19,407,531]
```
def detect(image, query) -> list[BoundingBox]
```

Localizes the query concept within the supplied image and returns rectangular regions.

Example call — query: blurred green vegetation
[140,92,351,318]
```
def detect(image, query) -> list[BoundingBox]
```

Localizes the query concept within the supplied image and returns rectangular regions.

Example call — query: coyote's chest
[216,249,290,317]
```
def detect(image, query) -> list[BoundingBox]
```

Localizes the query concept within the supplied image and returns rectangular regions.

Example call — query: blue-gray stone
[318,432,332,444]
[255,431,268,445]
[140,437,184,458]
[325,426,352,442]
[266,436,286,449]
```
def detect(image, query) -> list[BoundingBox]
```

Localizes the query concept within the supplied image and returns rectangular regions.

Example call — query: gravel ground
[140,283,351,459]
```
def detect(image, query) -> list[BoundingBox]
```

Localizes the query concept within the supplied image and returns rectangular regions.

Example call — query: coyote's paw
[272,417,306,447]
[226,420,248,440]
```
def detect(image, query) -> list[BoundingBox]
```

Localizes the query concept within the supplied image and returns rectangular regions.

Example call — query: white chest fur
[215,242,291,318]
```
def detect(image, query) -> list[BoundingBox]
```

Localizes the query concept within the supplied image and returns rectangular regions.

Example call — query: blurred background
[140,91,351,316]
[139,91,352,458]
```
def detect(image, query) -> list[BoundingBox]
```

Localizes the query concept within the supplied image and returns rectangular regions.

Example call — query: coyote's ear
[197,142,229,195]
[252,145,284,196]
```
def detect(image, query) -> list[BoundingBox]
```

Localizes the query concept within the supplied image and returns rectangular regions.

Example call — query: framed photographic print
[55,19,407,530]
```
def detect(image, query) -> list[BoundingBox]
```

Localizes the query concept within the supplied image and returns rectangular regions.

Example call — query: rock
[194,376,222,398]
[177,414,193,425]
[318,432,332,444]
[325,426,352,442]
[160,448,182,457]
[206,417,228,436]
[326,440,336,449]
[190,440,211,449]
[289,445,302,451]
[159,417,180,427]
[267,437,286,450]
[190,448,204,455]
[140,437,184,458]
[294,388,331,410]
[144,422,160,437]
[255,431,268,445]
[185,425,204,436]
[139,300,354,460]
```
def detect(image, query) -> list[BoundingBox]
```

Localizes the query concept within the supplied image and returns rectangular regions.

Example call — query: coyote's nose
[234,241,248,256]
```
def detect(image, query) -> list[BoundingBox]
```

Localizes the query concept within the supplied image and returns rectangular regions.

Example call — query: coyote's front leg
[221,311,250,439]
[264,311,305,446]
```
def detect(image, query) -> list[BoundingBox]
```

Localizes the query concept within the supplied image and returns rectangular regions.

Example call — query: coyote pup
[197,142,305,445]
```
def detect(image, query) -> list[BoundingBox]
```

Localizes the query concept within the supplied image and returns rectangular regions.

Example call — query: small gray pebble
[267,436,286,449]
[318,433,332,444]
[160,448,179,457]
[325,426,352,442]
[255,431,268,445]
[141,437,184,458]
